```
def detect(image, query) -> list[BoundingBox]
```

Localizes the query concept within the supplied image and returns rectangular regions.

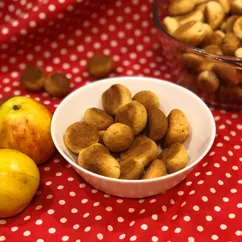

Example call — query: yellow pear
[0,149,40,218]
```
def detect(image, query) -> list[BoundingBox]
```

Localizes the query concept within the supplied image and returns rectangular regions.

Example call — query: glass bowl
[152,0,242,110]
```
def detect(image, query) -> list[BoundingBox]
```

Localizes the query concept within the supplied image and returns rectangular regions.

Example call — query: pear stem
[13,105,20,110]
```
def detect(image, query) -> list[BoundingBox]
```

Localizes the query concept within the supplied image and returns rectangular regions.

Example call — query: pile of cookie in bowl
[63,83,190,180]
[154,0,242,107]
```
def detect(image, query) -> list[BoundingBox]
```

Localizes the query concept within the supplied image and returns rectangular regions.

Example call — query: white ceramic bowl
[51,76,216,198]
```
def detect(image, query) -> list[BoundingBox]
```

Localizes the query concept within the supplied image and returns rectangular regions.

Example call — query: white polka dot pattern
[0,0,242,241]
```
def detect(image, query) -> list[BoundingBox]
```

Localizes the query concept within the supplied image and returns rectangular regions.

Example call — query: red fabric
[1,0,242,242]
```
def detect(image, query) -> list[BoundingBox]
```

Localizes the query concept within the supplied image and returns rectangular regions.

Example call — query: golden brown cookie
[213,63,240,85]
[147,108,168,141]
[235,47,242,57]
[210,30,225,46]
[133,90,160,110]
[163,16,180,35]
[87,55,113,79]
[196,61,215,73]
[64,121,99,153]
[163,109,189,148]
[158,143,188,174]
[231,0,242,15]
[142,159,167,179]
[221,32,241,56]
[168,0,196,16]
[199,23,213,47]
[78,143,109,167]
[79,150,120,178]
[172,20,206,46]
[233,16,242,40]
[180,53,204,70]
[84,108,114,131]
[102,84,132,116]
[21,66,45,92]
[120,135,158,167]
[44,72,70,98]
[115,100,147,135]
[216,0,230,14]
[205,1,225,30]
[119,158,144,180]
[225,15,239,32]
[103,123,134,153]
[197,70,220,93]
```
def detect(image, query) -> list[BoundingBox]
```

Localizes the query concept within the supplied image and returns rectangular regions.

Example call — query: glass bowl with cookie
[153,0,242,110]
[51,76,216,198]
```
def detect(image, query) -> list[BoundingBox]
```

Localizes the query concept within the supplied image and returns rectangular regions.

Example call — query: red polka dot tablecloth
[1,0,242,241]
